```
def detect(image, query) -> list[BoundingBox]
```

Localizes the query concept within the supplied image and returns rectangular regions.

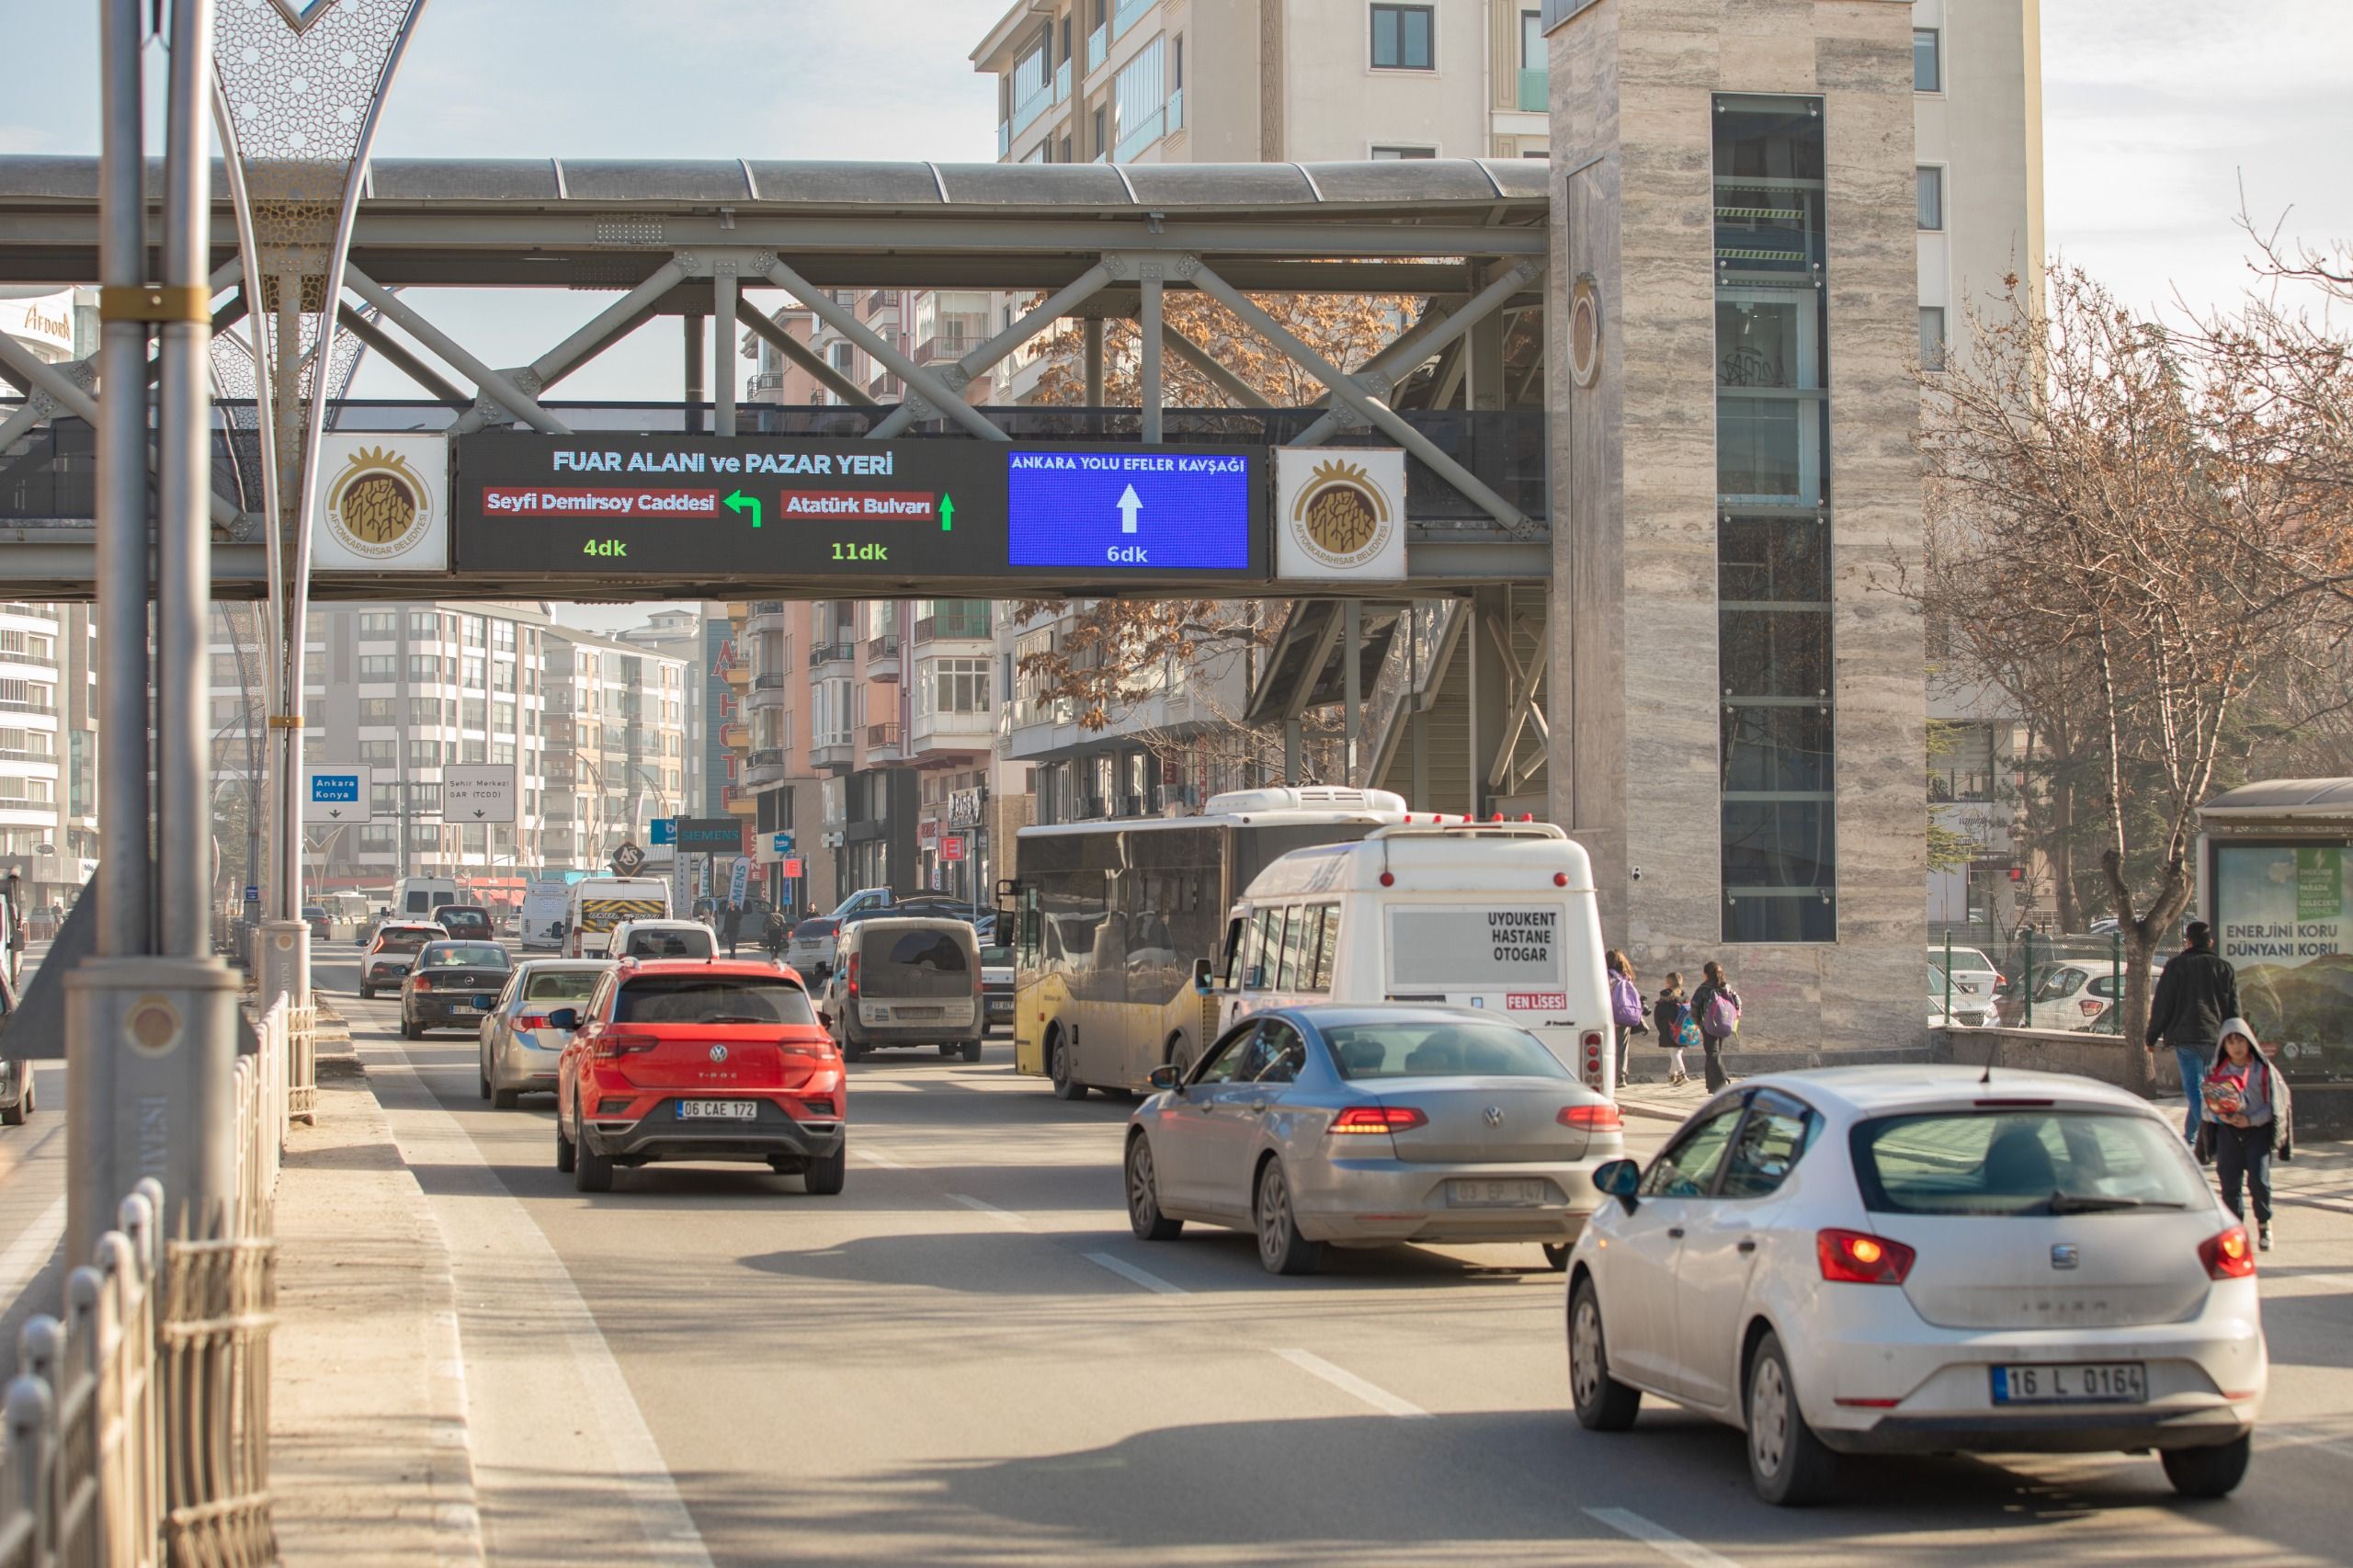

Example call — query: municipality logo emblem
[324,444,433,562]
[1289,459,1393,572]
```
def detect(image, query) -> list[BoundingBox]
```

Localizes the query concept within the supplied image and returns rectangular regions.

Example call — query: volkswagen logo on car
[708,1044,729,1064]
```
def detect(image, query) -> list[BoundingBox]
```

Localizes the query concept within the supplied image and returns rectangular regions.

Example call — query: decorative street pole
[210,0,430,1016]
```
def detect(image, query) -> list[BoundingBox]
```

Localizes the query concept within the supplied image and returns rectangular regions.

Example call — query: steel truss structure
[0,155,1552,597]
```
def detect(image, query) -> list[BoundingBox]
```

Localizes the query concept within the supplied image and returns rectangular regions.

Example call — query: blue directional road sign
[650,818,676,846]
[303,765,373,824]
[1005,449,1255,572]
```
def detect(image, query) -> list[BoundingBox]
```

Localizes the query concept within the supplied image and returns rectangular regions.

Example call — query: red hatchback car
[548,958,847,1195]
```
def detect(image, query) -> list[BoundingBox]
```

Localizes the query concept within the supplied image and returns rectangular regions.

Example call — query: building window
[359,739,396,766]
[828,341,854,376]
[1918,306,1947,372]
[1111,35,1165,160]
[1370,144,1438,159]
[1522,9,1541,68]
[407,739,441,768]
[924,657,992,716]
[406,609,436,637]
[1913,28,1941,93]
[358,654,397,682]
[1916,165,1943,231]
[357,611,396,639]
[1370,4,1435,70]
[358,697,396,722]
[1714,93,1834,944]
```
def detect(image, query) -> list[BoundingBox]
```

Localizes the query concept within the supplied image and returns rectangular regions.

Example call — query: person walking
[720,901,743,957]
[1654,972,1695,1087]
[2146,920,2239,1147]
[2195,1018,2292,1251]
[1688,960,1742,1093]
[763,905,789,961]
[1606,950,1647,1089]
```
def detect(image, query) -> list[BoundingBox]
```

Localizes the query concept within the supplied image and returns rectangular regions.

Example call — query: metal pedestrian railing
[0,995,307,1566]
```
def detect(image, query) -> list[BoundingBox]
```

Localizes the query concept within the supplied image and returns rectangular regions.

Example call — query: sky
[2,0,2347,631]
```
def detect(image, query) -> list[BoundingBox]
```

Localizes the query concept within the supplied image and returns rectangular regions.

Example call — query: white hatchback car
[1565,1067,2264,1505]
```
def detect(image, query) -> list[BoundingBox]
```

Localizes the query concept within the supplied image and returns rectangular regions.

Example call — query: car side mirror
[1593,1157,1641,1214]
[1147,1063,1179,1092]
[545,1007,579,1032]
[1191,958,1214,992]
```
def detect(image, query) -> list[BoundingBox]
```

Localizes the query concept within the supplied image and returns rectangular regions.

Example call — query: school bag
[1609,973,1643,1027]
[1702,991,1741,1040]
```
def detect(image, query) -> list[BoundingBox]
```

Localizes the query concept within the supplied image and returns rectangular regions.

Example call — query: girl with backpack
[1654,971,1697,1086]
[1606,949,1647,1090]
[1688,960,1742,1093]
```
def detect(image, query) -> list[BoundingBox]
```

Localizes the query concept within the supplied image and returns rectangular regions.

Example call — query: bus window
[1306,905,1339,994]
[1272,905,1305,991]
[1018,887,1040,966]
[1218,915,1245,986]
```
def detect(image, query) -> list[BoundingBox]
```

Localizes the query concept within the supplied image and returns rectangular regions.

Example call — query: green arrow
[938,493,955,532]
[723,490,762,528]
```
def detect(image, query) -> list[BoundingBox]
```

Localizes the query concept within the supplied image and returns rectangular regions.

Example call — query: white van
[1208,822,1616,1096]
[519,879,573,951]
[563,877,672,957]
[392,876,460,921]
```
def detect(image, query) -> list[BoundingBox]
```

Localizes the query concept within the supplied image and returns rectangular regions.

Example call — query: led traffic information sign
[451,435,1269,584]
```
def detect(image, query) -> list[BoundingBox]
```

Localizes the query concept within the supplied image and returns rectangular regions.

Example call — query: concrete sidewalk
[271,1014,483,1567]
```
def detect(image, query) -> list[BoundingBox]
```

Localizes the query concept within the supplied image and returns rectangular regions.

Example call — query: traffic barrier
[0,994,298,1565]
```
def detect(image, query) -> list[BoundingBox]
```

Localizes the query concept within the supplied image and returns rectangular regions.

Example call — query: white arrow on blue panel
[1116,483,1142,534]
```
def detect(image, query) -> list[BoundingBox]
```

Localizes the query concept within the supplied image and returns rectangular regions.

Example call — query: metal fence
[1937,929,2132,1034]
[0,997,305,1565]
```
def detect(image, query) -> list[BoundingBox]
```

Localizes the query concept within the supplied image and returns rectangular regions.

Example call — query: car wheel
[1254,1160,1322,1276]
[1126,1133,1183,1242]
[1567,1277,1642,1430]
[1165,1034,1195,1081]
[1049,1031,1088,1101]
[572,1108,614,1194]
[803,1144,847,1196]
[1542,1244,1571,1272]
[2161,1435,2251,1499]
[554,1105,575,1174]
[844,1040,870,1061]
[401,1014,422,1040]
[358,983,373,1001]
[478,1059,491,1101]
[1745,1331,1837,1506]
[961,1038,983,1063]
[493,1088,518,1110]
[18,1077,31,1118]
[1,1082,27,1129]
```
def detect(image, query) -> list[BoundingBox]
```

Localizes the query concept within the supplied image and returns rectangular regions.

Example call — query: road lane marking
[1274,1348,1429,1419]
[855,1147,906,1169]
[1084,1252,1186,1295]
[947,1193,1029,1226]
[1585,1507,1744,1568]
[0,1198,64,1314]
[367,1039,715,1568]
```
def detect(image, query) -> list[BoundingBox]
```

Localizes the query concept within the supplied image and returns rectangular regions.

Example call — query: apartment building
[613,604,725,817]
[215,603,688,907]
[1915,0,2045,934]
[0,601,98,917]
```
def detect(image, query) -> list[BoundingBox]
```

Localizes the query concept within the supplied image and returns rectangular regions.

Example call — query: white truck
[563,876,672,958]
[519,879,574,951]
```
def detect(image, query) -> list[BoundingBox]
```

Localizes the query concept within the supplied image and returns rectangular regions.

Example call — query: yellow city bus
[1009,787,1407,1097]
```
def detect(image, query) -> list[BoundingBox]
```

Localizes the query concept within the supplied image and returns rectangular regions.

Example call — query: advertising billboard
[2212,842,2353,1074]
[451,435,1269,585]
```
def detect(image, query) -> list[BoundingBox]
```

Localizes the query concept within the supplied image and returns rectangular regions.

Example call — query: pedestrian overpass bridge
[0,154,1554,602]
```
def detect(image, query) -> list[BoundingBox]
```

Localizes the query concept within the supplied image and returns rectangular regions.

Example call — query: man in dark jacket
[2146,921,2239,1146]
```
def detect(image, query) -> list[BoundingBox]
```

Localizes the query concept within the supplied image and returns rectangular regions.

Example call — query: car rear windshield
[1323,1021,1570,1081]
[626,929,713,959]
[979,945,1012,967]
[791,919,837,938]
[377,930,433,953]
[612,976,817,1027]
[1851,1110,2209,1216]
[1943,948,1995,971]
[864,931,971,997]
[421,944,509,970]
[523,970,602,1001]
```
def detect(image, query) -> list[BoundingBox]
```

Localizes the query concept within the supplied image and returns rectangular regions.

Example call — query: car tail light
[1559,1103,1622,1131]
[847,952,860,998]
[593,1030,660,1058]
[1581,1029,1604,1087]
[1817,1228,1915,1285]
[411,975,432,992]
[517,1013,551,1031]
[1328,1106,1427,1135]
[2200,1225,2256,1279]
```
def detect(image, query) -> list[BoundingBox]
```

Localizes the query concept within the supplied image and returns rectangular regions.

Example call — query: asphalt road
[287,945,2353,1568]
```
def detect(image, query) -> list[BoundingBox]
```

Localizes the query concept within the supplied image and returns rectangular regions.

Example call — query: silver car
[1124,1005,1627,1276]
[478,959,613,1108]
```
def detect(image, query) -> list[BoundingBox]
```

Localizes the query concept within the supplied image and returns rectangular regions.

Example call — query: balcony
[720,722,752,749]
[866,722,904,764]
[1110,0,1152,44]
[865,290,902,312]
[745,600,786,634]
[722,785,758,816]
[810,734,854,772]
[811,641,857,669]
[1518,67,1548,112]
[0,652,58,670]
[723,663,750,687]
[745,747,786,787]
[915,333,978,365]
[1167,87,1183,134]
[865,633,901,682]
[914,603,992,643]
[1010,76,1055,138]
[1086,23,1105,74]
[1113,105,1165,164]
[867,369,904,400]
[910,707,996,753]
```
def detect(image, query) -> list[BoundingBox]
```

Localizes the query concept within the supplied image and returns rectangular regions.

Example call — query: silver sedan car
[478,959,612,1108]
[1124,1006,1627,1276]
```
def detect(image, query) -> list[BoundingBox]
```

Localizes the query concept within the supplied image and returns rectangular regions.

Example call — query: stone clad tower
[1545,0,1927,1052]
